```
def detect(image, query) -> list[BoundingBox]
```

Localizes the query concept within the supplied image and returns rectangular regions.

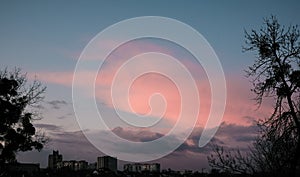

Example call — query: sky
[1,0,300,171]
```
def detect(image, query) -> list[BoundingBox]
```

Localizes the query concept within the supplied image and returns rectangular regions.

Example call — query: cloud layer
[19,122,258,170]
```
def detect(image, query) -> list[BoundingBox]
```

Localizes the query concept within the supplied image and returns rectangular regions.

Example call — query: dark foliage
[0,68,47,175]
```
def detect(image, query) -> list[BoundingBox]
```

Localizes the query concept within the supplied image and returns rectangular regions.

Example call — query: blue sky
[1,0,300,171]
[2,0,299,72]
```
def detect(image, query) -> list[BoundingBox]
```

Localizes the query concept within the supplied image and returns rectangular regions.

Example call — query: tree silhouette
[244,15,300,176]
[208,123,295,176]
[0,68,47,174]
[208,16,300,176]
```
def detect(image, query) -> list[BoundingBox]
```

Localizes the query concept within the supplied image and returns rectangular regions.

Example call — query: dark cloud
[170,123,258,155]
[46,100,68,109]
[216,122,258,144]
[107,123,258,155]
[172,128,224,154]
[112,127,163,142]
[175,128,205,153]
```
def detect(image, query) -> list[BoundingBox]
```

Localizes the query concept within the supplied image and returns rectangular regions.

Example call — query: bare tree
[244,15,300,176]
[0,68,47,175]
[208,144,255,175]
[208,123,294,176]
[208,16,300,176]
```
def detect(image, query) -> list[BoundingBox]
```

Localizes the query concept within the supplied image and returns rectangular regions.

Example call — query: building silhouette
[48,150,63,169]
[57,160,88,171]
[124,163,160,173]
[97,156,117,172]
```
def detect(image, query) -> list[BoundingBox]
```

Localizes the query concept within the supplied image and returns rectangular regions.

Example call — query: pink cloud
[32,69,271,128]
[31,39,273,130]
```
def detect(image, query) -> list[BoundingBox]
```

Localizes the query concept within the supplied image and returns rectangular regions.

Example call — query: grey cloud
[112,127,163,142]
[175,123,258,154]
[216,122,258,143]
[46,100,68,109]
[108,123,258,155]
[39,122,258,157]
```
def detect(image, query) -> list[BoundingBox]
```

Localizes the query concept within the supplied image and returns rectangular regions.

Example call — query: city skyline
[1,0,300,171]
[47,150,160,173]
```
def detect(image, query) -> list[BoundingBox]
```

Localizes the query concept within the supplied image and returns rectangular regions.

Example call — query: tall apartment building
[97,156,117,172]
[48,150,63,169]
